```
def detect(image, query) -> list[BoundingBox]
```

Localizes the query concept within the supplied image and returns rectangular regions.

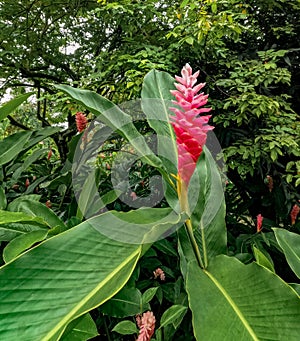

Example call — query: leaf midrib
[42,247,141,340]
[203,269,259,341]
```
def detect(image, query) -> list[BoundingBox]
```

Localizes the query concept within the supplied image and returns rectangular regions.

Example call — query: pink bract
[170,63,213,185]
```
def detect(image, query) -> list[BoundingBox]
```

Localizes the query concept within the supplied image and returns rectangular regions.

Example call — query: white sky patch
[59,42,81,55]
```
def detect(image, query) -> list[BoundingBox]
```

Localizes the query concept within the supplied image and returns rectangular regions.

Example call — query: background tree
[0,0,299,264]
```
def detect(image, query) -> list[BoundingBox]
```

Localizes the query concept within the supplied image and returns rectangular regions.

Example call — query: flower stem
[185,219,205,269]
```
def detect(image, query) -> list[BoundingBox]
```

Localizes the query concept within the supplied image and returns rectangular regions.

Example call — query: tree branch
[7,115,31,131]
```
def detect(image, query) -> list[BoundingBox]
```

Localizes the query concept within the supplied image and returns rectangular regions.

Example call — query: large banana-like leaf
[188,148,227,266]
[179,148,227,269]
[186,255,300,341]
[55,84,162,170]
[0,208,181,341]
[141,69,177,175]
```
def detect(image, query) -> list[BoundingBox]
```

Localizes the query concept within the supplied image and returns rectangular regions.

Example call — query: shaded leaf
[100,286,145,318]
[59,313,99,341]
[273,228,300,279]
[0,131,32,166]
[253,245,275,272]
[3,230,48,263]
[8,198,66,229]
[159,305,188,329]
[112,321,138,335]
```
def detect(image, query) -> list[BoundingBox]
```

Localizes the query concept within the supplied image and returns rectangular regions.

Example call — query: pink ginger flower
[136,311,156,341]
[75,112,88,133]
[170,64,213,185]
[153,267,165,281]
[256,213,263,232]
[290,204,300,225]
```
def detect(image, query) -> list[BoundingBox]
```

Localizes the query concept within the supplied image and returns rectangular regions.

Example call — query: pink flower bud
[256,214,263,232]
[290,204,300,225]
[153,268,165,281]
[75,112,88,133]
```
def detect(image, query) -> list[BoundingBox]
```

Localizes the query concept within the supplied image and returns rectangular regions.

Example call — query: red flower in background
[25,178,30,188]
[75,112,88,133]
[170,63,213,185]
[47,147,53,161]
[256,213,263,232]
[290,204,300,225]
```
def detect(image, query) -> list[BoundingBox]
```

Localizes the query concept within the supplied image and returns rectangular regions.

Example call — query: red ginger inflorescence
[170,63,213,186]
[136,311,156,341]
[75,112,88,133]
[290,204,300,225]
[256,213,263,232]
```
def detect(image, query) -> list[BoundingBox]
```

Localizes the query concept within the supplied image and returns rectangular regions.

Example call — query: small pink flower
[170,64,213,185]
[75,112,88,133]
[153,268,165,281]
[290,204,300,225]
[136,311,156,341]
[256,214,263,232]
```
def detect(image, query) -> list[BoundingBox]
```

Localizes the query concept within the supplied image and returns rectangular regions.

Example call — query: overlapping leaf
[186,255,300,341]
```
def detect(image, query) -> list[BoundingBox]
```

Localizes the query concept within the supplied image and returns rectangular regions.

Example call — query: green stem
[186,219,204,269]
[200,219,208,268]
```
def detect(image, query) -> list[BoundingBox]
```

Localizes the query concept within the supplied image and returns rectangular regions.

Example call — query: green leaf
[289,283,300,296]
[0,209,46,226]
[186,255,300,341]
[141,69,177,176]
[3,230,48,263]
[100,286,145,318]
[142,287,159,304]
[24,127,62,151]
[0,215,141,340]
[0,222,47,242]
[76,170,121,220]
[112,320,138,335]
[0,208,181,340]
[8,198,66,230]
[159,305,188,329]
[211,2,217,14]
[85,207,185,245]
[0,186,7,210]
[59,313,99,341]
[55,84,162,170]
[253,245,275,272]
[185,148,227,267]
[0,92,34,122]
[273,228,300,279]
[9,148,48,183]
[0,131,32,166]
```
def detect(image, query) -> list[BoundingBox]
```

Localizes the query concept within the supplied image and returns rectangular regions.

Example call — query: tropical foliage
[0,0,299,340]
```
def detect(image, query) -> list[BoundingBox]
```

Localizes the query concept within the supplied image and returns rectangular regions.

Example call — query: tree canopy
[0,0,299,232]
